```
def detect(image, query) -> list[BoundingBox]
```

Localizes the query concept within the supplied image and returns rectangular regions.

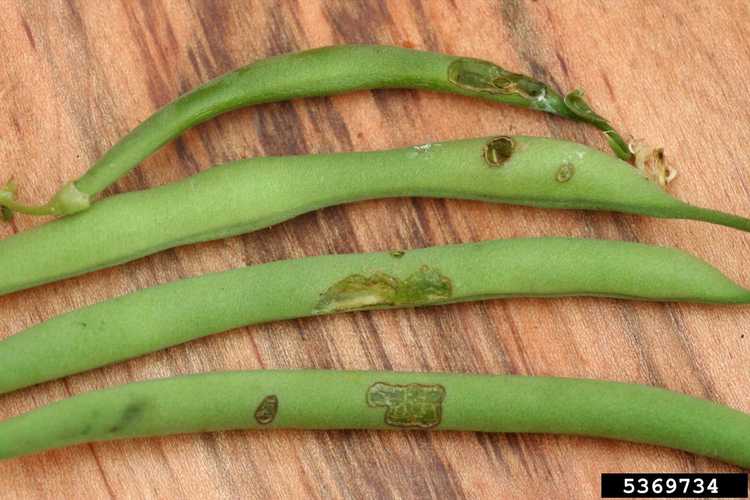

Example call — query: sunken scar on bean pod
[314,266,453,313]
[556,163,576,183]
[448,58,549,102]
[483,136,517,166]
[254,395,279,425]
[366,382,446,429]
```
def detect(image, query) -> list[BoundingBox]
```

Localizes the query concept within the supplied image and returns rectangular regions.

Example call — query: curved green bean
[2,237,749,396]
[1,369,749,467]
[0,44,629,219]
[1,136,748,296]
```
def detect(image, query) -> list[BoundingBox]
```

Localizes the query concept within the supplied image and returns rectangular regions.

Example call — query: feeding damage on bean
[631,141,677,188]
[483,136,515,167]
[254,395,278,425]
[314,265,453,313]
[556,163,575,183]
[448,58,548,102]
[367,382,446,428]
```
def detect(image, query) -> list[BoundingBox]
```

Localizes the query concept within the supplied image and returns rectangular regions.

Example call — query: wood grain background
[1,1,749,498]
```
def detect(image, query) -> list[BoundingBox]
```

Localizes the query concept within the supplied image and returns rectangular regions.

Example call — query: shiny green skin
[1,136,749,296]
[1,369,749,467]
[2,237,749,396]
[3,44,618,217]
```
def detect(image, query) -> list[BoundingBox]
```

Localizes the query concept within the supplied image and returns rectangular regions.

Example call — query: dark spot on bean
[483,136,515,167]
[390,250,405,258]
[108,402,146,433]
[254,395,278,425]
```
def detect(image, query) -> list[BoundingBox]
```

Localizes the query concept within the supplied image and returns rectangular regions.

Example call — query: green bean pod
[2,237,749,396]
[1,369,749,467]
[0,44,628,218]
[1,136,748,296]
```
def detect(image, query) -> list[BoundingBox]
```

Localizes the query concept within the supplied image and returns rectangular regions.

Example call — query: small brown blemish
[483,136,515,167]
[390,250,405,258]
[556,163,575,183]
[367,382,446,428]
[254,395,278,425]
[631,141,675,188]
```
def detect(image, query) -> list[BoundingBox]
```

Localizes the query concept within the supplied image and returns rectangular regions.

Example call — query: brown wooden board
[1,1,749,498]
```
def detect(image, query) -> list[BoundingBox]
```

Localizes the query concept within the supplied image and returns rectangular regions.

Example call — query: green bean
[0,44,629,219]
[1,369,749,467]
[0,136,747,296]
[2,237,749,396]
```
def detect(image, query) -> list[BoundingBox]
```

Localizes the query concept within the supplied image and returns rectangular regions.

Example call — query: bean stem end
[0,181,91,219]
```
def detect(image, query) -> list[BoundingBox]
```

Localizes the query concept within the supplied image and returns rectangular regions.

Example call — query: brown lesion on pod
[447,58,547,101]
[556,163,575,183]
[631,141,676,188]
[483,136,515,167]
[254,395,279,425]
[314,265,452,313]
[366,382,446,429]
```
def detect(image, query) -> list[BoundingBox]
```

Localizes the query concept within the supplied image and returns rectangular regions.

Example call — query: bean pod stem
[1,369,748,468]
[0,136,748,296]
[2,237,749,396]
[0,44,628,218]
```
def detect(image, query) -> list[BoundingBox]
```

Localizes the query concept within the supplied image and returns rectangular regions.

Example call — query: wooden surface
[1,1,749,498]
